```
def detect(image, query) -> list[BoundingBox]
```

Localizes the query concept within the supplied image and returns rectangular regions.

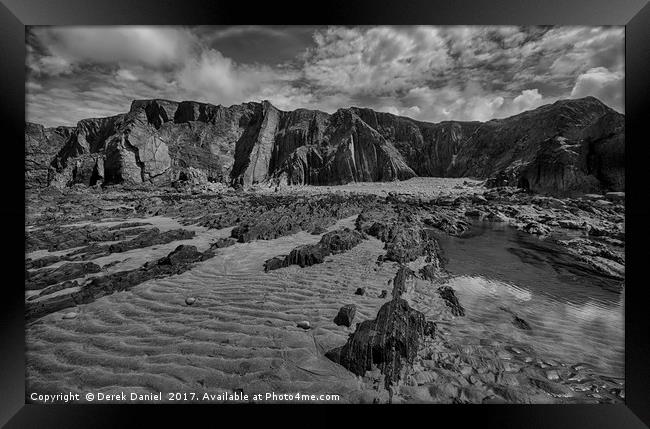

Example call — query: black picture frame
[1,0,649,427]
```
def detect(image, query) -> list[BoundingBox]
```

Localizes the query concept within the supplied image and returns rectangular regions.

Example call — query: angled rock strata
[264,227,365,271]
[26,96,624,196]
[325,266,435,391]
[26,245,215,322]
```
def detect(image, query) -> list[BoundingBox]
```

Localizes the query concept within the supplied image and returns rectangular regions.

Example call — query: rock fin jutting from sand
[326,266,435,392]
[26,245,215,322]
[264,228,365,271]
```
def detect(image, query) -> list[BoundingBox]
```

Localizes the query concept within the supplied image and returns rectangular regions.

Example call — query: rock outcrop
[478,97,624,196]
[26,96,624,195]
[263,228,364,271]
[25,123,75,189]
[26,244,215,321]
[325,266,432,391]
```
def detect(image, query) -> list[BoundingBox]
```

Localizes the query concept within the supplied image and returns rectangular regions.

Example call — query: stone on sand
[297,321,311,330]
[333,304,357,327]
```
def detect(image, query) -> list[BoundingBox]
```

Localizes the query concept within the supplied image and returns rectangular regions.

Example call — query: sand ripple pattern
[26,217,396,403]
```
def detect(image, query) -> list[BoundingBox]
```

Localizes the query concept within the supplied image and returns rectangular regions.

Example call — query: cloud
[303,26,451,95]
[25,25,625,126]
[33,26,197,68]
[115,69,138,81]
[30,55,74,76]
[26,81,42,91]
[570,67,624,112]
[206,25,290,41]
[176,49,298,106]
[547,27,624,78]
[512,89,544,112]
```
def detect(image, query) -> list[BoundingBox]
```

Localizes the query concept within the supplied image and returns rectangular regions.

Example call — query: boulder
[385,227,425,263]
[161,245,205,265]
[285,244,325,267]
[333,304,357,327]
[263,256,286,272]
[319,228,364,254]
[437,285,465,316]
[419,263,444,281]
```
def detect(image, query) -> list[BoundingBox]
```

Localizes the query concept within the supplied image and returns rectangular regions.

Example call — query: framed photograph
[2,0,649,426]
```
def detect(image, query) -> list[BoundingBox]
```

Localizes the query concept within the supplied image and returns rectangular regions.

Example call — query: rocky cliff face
[272,109,416,186]
[25,96,624,195]
[25,123,76,189]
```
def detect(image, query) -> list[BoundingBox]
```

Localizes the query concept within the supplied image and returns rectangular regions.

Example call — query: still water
[433,221,624,378]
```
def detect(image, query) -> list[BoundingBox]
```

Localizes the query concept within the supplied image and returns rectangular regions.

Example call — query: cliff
[25,96,624,196]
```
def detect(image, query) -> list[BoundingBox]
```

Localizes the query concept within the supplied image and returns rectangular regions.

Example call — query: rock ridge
[26,96,624,196]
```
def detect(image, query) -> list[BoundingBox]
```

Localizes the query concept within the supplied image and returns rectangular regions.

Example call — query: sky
[25,25,624,127]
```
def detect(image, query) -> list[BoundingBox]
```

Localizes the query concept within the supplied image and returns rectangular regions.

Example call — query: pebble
[296,321,311,330]
[546,370,560,381]
[185,297,196,305]
[62,312,78,319]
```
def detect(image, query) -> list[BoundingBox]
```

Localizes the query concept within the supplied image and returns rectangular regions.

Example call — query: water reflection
[434,222,624,377]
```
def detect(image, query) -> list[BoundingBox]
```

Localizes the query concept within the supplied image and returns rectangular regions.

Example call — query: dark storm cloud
[195,25,320,66]
[26,25,624,127]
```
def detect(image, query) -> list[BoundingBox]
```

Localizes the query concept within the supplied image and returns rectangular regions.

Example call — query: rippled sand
[26,216,404,403]
[25,180,625,403]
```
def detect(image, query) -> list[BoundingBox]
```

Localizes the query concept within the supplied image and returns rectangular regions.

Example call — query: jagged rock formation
[25,96,624,195]
[25,123,75,189]
[325,266,434,391]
